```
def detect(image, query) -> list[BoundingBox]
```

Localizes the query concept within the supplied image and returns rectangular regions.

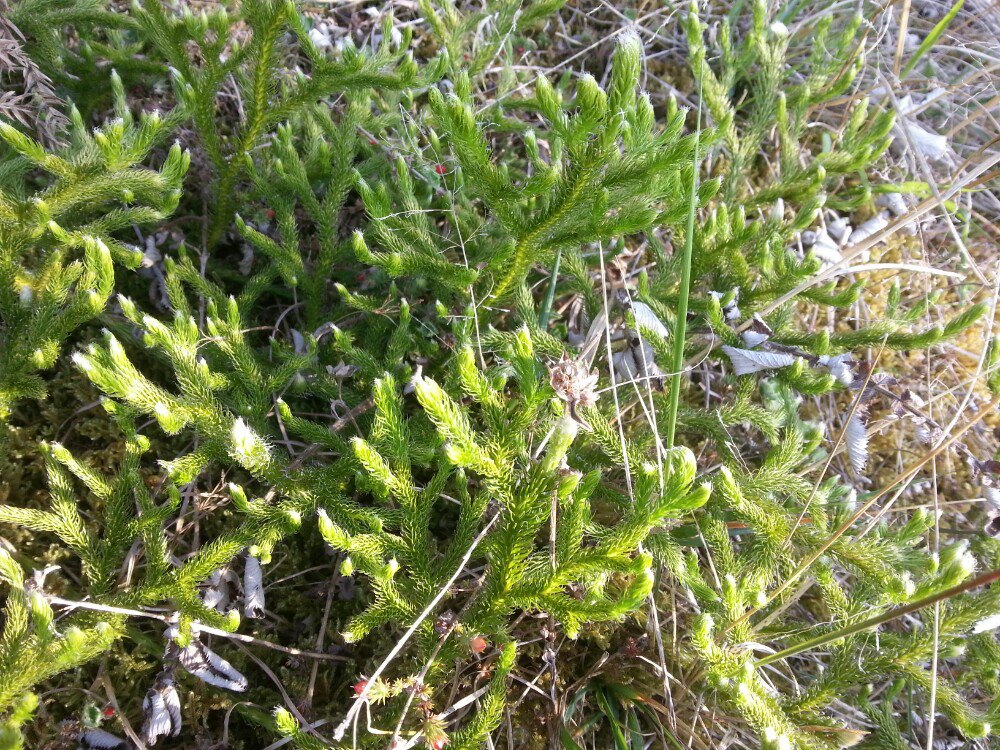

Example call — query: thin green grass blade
[900,0,965,78]
[664,57,704,452]
[595,687,631,750]
[538,246,562,329]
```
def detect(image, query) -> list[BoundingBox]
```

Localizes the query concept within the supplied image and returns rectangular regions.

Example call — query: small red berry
[434,164,447,176]
[265,209,275,220]
[369,139,377,146]
[102,706,116,718]
[353,679,368,696]
[469,635,488,655]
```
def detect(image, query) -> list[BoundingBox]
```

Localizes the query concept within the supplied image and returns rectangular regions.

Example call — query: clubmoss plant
[0,0,998,748]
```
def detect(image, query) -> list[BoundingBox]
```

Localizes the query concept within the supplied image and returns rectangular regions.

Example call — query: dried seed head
[549,353,599,426]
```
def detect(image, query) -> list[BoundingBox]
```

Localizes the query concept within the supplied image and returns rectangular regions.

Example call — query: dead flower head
[549,353,599,428]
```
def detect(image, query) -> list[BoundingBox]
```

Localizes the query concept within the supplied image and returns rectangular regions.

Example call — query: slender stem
[664,67,704,451]
[538,247,562,330]
[756,566,1000,667]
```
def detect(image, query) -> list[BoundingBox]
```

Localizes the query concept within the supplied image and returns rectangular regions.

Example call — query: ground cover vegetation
[1,0,1000,747]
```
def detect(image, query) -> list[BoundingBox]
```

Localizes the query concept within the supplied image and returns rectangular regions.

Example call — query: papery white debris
[142,673,182,745]
[613,336,667,389]
[243,554,265,619]
[740,316,773,349]
[77,728,127,750]
[973,613,1000,634]
[904,120,949,161]
[628,301,670,339]
[741,330,770,349]
[869,372,898,389]
[876,192,908,217]
[916,424,942,444]
[886,389,936,443]
[844,408,870,474]
[134,233,173,310]
[238,243,254,275]
[847,212,889,254]
[709,289,741,321]
[308,25,332,49]
[166,625,249,692]
[202,568,240,612]
[981,471,1000,538]
[809,229,843,266]
[895,93,951,162]
[817,353,855,386]
[798,228,843,266]
[327,360,360,380]
[827,216,852,245]
[140,240,161,269]
[739,335,768,351]
[984,480,1000,508]
[721,346,797,376]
